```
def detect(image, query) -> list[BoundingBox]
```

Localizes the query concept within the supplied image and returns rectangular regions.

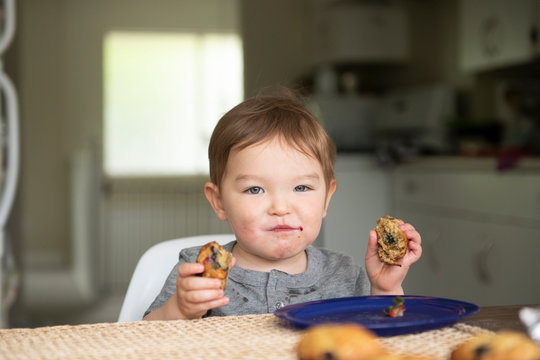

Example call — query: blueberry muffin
[375,216,408,266]
[451,331,540,360]
[297,323,386,360]
[196,241,233,290]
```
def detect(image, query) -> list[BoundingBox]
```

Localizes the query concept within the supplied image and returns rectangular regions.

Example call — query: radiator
[101,177,231,294]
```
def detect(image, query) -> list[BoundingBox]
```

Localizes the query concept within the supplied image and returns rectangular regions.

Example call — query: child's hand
[174,258,236,319]
[365,221,422,295]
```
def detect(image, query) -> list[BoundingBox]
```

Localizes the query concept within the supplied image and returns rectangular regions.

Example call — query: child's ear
[322,179,337,218]
[204,182,228,221]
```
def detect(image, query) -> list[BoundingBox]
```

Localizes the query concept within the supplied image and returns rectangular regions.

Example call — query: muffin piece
[375,216,408,266]
[196,241,233,290]
[451,331,540,360]
[297,323,386,360]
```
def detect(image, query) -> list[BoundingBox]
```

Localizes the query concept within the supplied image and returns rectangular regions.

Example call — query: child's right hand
[143,257,236,321]
[173,261,234,319]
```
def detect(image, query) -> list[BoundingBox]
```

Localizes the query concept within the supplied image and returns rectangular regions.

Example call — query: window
[103,31,243,176]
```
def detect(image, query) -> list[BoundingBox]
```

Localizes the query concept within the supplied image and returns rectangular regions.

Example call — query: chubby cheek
[236,223,257,241]
[300,224,321,246]
[298,208,324,240]
[227,210,260,239]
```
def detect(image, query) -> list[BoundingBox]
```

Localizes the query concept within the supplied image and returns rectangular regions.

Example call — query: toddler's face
[215,138,335,264]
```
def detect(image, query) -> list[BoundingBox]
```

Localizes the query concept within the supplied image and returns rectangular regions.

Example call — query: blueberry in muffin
[375,216,408,266]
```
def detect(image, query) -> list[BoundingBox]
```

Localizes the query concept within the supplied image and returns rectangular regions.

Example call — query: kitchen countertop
[396,156,540,172]
[335,153,540,172]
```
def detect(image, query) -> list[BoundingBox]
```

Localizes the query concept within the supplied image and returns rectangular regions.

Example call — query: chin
[273,244,307,260]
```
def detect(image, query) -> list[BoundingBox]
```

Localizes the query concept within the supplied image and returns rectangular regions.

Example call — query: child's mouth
[271,225,303,232]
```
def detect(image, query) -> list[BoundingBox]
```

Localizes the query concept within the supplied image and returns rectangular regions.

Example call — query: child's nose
[269,194,291,216]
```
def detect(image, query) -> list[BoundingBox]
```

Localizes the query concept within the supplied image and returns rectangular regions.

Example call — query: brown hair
[208,93,336,189]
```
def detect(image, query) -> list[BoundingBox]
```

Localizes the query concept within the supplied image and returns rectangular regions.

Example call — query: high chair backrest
[117,234,235,322]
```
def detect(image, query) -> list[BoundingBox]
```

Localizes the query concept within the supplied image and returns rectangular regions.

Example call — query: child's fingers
[180,276,222,291]
[183,289,225,304]
[367,230,378,253]
[399,224,421,245]
[175,261,232,319]
[408,240,422,257]
[175,274,228,318]
[365,230,380,264]
[403,236,422,266]
[194,296,230,312]
[178,295,230,319]
[178,262,204,277]
[177,263,222,291]
[369,229,378,244]
[399,223,416,234]
[206,296,230,309]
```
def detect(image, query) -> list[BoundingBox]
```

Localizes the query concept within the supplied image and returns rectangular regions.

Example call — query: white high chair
[117,234,235,322]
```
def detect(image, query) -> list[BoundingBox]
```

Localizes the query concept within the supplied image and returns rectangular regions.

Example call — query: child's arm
[143,261,232,321]
[365,221,422,295]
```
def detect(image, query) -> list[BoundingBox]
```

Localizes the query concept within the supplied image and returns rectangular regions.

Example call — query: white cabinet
[393,165,540,305]
[321,155,391,266]
[459,0,540,72]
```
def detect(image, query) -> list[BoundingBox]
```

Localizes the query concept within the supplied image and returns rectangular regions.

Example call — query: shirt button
[275,301,285,310]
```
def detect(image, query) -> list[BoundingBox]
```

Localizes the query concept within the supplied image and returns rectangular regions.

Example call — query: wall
[15,0,239,267]
[18,0,68,262]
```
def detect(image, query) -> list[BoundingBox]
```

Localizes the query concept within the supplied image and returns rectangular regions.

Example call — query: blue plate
[274,295,479,336]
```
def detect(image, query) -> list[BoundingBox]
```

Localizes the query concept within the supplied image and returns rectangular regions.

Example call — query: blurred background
[1,0,540,328]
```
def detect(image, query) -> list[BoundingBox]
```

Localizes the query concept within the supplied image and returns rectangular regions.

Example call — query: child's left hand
[365,221,422,295]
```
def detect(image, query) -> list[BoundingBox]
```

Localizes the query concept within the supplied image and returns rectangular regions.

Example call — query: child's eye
[294,185,310,192]
[246,186,264,194]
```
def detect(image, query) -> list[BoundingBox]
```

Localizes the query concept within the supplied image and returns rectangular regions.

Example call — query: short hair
[208,93,336,189]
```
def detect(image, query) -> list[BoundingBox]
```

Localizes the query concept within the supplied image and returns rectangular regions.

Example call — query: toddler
[144,93,422,320]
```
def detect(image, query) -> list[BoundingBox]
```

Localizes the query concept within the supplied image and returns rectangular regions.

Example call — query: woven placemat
[0,314,490,360]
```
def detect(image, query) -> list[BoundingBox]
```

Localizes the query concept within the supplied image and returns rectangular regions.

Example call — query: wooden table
[460,304,538,333]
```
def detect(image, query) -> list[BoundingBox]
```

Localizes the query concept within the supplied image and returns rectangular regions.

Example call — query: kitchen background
[1,0,540,328]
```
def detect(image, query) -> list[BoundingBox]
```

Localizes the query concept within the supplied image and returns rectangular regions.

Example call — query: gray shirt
[145,240,370,317]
